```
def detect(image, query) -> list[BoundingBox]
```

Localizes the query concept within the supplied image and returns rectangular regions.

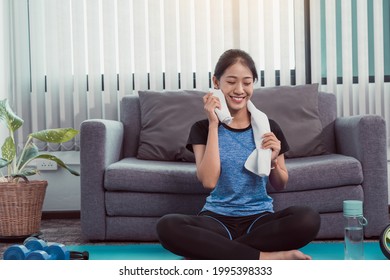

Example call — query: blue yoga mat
[301,241,386,260]
[67,242,387,260]
[67,244,182,260]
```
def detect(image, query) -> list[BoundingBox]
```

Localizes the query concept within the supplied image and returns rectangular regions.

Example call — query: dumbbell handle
[70,250,89,260]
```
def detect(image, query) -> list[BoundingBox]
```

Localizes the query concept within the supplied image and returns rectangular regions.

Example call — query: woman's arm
[192,93,222,189]
[268,155,288,191]
[193,124,220,189]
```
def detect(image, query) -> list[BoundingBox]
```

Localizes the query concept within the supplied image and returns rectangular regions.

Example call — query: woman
[156,49,320,260]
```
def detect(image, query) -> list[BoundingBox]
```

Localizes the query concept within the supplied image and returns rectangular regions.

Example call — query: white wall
[39,166,81,211]
[29,152,81,211]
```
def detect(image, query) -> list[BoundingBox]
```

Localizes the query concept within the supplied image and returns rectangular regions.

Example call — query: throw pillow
[252,84,327,158]
[137,90,205,162]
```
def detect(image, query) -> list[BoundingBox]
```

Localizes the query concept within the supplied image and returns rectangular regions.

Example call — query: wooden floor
[0,217,149,259]
[0,218,83,259]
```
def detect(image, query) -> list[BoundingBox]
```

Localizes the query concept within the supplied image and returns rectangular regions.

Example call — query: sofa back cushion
[120,85,337,160]
[121,94,142,158]
[137,90,205,162]
[252,84,327,158]
[317,91,337,154]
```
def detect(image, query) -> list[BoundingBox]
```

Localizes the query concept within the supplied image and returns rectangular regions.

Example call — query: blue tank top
[202,124,274,216]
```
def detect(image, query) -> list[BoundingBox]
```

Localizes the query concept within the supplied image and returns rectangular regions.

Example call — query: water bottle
[343,200,368,260]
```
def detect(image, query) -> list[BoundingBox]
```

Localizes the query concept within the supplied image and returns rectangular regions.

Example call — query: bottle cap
[343,200,363,217]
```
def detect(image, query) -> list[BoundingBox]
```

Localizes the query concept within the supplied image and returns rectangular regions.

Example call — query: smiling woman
[155,49,321,260]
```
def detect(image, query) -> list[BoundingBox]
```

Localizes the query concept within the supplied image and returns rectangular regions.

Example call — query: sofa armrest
[80,119,124,240]
[335,115,388,237]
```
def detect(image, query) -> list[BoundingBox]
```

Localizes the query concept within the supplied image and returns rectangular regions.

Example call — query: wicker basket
[0,180,47,237]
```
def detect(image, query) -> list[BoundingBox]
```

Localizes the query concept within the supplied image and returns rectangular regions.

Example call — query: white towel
[212,89,234,125]
[212,89,271,177]
[245,100,272,177]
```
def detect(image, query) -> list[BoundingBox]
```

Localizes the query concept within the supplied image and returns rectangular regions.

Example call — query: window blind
[310,0,390,121]
[0,0,11,146]
[309,0,389,142]
[5,0,389,151]
[7,0,302,151]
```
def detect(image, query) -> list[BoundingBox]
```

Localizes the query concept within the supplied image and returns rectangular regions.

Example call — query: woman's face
[214,62,254,114]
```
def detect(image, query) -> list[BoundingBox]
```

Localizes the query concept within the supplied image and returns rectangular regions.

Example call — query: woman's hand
[261,132,281,161]
[262,132,288,191]
[203,92,220,125]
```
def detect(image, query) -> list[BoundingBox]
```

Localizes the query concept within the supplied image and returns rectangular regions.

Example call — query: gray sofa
[80,85,388,241]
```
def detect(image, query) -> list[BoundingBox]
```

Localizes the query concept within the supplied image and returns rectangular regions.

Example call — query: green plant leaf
[1,136,16,162]
[0,158,10,168]
[0,99,23,132]
[30,128,79,143]
[17,143,39,170]
[12,168,38,177]
[0,100,5,122]
[35,154,80,176]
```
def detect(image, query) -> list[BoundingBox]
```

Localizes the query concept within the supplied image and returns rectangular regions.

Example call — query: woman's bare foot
[259,250,311,260]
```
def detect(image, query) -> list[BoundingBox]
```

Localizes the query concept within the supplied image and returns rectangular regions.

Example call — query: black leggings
[156,206,321,260]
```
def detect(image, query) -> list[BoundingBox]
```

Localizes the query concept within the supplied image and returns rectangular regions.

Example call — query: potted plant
[0,99,80,237]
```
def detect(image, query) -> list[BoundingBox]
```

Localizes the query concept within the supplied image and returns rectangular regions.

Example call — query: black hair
[213,49,258,82]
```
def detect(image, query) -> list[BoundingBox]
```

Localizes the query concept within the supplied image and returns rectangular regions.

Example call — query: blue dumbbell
[26,243,70,260]
[25,237,70,260]
[3,245,30,260]
[4,237,85,260]
[3,237,47,260]
[24,237,48,251]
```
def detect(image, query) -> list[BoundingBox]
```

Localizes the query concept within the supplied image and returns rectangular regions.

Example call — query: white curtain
[0,0,11,148]
[8,0,303,151]
[5,0,390,150]
[310,0,389,142]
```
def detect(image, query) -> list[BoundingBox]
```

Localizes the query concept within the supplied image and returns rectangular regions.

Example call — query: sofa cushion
[137,90,205,162]
[252,84,327,158]
[106,154,362,196]
[105,192,206,216]
[106,217,159,241]
[317,92,337,153]
[104,157,209,194]
[271,185,364,213]
[267,154,363,193]
[136,85,327,161]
